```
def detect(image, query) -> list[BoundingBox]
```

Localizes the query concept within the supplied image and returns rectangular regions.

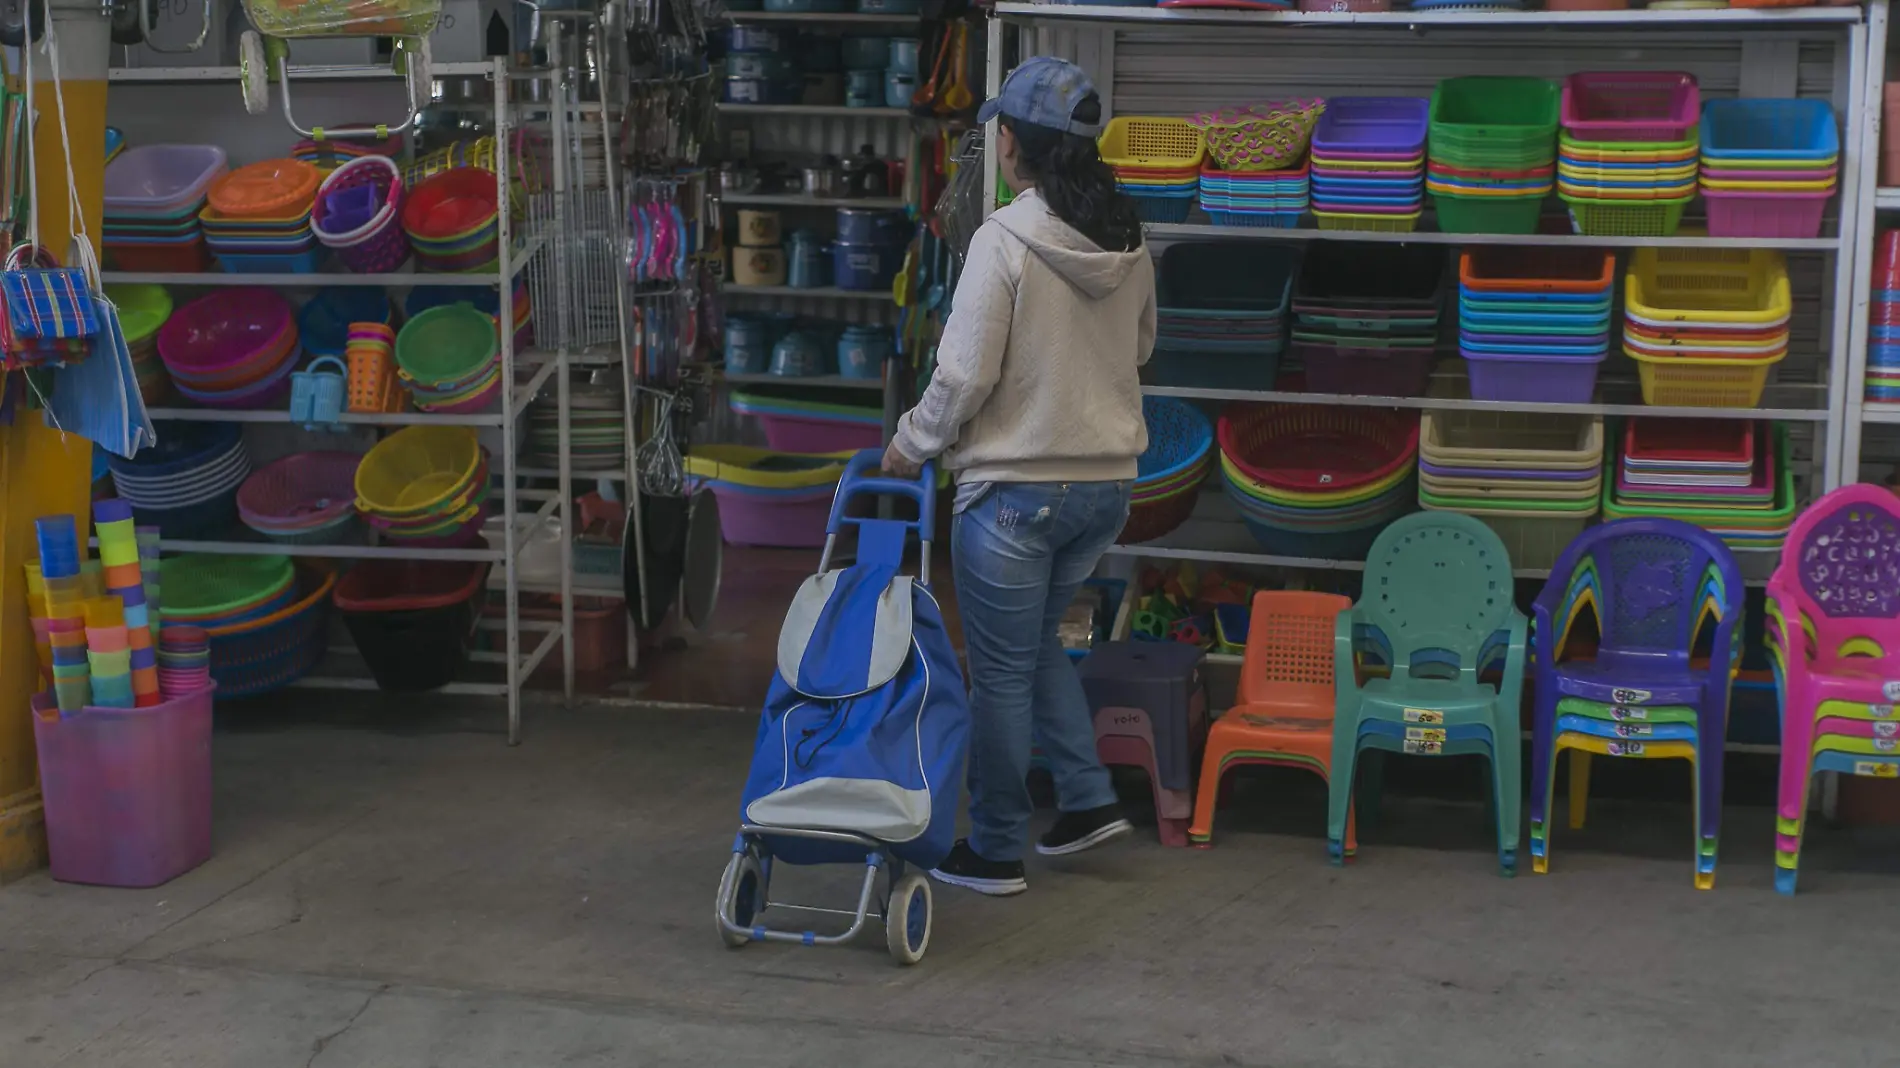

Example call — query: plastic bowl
[158,288,294,375]
[238,451,363,528]
[106,283,174,345]
[355,426,485,516]
[402,167,501,241]
[396,303,500,386]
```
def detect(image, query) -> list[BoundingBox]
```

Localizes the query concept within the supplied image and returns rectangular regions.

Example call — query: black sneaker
[1036,805,1133,856]
[928,839,1027,896]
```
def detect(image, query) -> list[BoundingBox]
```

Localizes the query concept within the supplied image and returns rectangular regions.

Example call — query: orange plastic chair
[1189,590,1358,853]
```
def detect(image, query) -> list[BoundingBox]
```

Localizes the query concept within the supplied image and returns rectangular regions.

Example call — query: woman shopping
[882,57,1156,896]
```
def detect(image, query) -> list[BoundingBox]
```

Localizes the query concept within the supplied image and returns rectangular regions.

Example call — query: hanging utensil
[941,23,974,115]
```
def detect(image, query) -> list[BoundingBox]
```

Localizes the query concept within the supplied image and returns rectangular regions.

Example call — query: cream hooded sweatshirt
[891,188,1155,484]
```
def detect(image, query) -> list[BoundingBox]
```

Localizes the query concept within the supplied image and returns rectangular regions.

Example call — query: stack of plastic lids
[1216,404,1420,560]
[202,159,324,273]
[395,304,501,413]
[1198,163,1309,228]
[683,446,854,549]
[157,625,211,699]
[1097,116,1204,224]
[1417,410,1603,571]
[159,554,298,629]
[1310,97,1428,232]
[1623,247,1791,408]
[1429,76,1559,235]
[1151,242,1298,391]
[527,380,626,470]
[1557,71,1699,238]
[1604,419,1796,551]
[1458,248,1614,404]
[1289,242,1444,398]
[238,451,363,544]
[729,388,884,452]
[402,167,501,273]
[354,426,491,547]
[102,144,228,273]
[94,498,160,706]
[106,421,250,537]
[1121,398,1214,545]
[107,283,174,406]
[1870,229,1900,404]
[157,288,301,408]
[1699,99,1839,240]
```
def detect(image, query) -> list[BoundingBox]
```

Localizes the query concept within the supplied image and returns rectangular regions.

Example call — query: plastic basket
[1561,71,1699,143]
[1701,188,1830,240]
[335,559,488,692]
[1625,418,1753,465]
[1625,246,1791,324]
[1127,190,1195,224]
[238,451,362,529]
[1629,348,1783,408]
[355,426,483,515]
[1431,76,1561,137]
[1699,98,1840,161]
[1432,193,1546,234]
[1421,409,1603,469]
[1098,116,1206,170]
[1312,209,1420,232]
[396,303,499,386]
[1157,242,1299,316]
[1459,247,1615,294]
[1118,484,1203,545]
[203,564,334,698]
[1218,404,1419,492]
[1561,194,1691,237]
[1190,98,1325,172]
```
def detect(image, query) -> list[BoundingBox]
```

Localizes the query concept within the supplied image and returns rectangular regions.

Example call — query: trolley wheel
[717,851,766,949]
[238,31,270,116]
[885,871,931,966]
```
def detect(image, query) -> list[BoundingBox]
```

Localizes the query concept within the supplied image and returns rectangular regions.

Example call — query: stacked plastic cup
[94,499,161,707]
[347,321,405,414]
[138,526,163,620]
[157,625,212,698]
[1871,229,1900,405]
[35,515,91,715]
[84,596,134,709]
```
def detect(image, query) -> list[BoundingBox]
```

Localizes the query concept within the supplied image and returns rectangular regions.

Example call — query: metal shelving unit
[1843,1,1898,484]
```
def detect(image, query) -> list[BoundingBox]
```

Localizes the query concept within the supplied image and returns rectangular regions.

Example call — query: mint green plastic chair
[1327,511,1527,875]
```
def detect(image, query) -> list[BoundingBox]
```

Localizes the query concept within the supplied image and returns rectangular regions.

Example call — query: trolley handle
[824,449,936,538]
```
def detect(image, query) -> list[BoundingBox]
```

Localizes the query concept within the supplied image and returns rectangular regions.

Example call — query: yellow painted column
[0,9,111,883]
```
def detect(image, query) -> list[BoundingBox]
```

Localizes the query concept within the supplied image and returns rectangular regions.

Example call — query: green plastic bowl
[107,283,174,345]
[395,303,499,388]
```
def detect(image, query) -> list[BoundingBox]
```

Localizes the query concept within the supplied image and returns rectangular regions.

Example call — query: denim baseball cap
[976,56,1103,138]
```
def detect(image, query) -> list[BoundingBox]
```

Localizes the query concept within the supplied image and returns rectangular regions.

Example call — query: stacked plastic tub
[354,426,490,546]
[1120,398,1214,545]
[1199,164,1308,227]
[1622,247,1791,408]
[1149,242,1298,390]
[157,288,302,408]
[334,559,490,691]
[1217,404,1420,559]
[102,144,227,272]
[1458,248,1614,403]
[1428,77,1559,235]
[729,388,883,451]
[684,446,853,548]
[1698,99,1839,240]
[106,421,250,537]
[1289,242,1444,398]
[1871,229,1900,405]
[1098,116,1204,224]
[1191,99,1321,228]
[1309,97,1428,233]
[201,159,324,273]
[1557,71,1700,238]
[395,303,502,413]
[237,452,362,544]
[1603,419,1796,552]
[1417,410,1604,571]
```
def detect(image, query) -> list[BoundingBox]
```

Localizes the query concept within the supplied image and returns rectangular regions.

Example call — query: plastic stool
[1081,641,1208,846]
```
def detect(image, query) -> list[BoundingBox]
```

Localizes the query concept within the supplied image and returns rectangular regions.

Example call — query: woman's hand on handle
[881,442,922,480]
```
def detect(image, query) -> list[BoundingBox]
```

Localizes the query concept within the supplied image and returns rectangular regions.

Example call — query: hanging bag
[0,242,97,365]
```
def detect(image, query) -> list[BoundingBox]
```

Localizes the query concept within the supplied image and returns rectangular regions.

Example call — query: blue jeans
[951,479,1132,862]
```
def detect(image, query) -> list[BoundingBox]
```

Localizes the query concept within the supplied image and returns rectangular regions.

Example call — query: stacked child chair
[1149,242,1297,390]
[1328,511,1527,874]
[1217,404,1419,561]
[1120,397,1214,546]
[1602,418,1796,553]
[1079,641,1209,847]
[1418,410,1603,573]
[1766,484,1900,894]
[1428,77,1559,235]
[1556,71,1699,238]
[1191,98,1320,228]
[102,144,227,272]
[1189,590,1359,855]
[1623,247,1792,408]
[1309,97,1427,233]
[1871,230,1900,405]
[1699,98,1839,240]
[201,158,324,273]
[1098,116,1203,224]
[1530,518,1745,889]
[1290,242,1443,397]
[1458,248,1614,403]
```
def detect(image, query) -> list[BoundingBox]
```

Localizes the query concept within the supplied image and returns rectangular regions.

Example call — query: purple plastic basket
[1293,340,1436,397]
[1311,97,1431,155]
[708,483,834,548]
[1462,349,1604,403]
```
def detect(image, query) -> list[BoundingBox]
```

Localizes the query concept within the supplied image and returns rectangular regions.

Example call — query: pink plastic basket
[755,413,884,453]
[238,451,362,527]
[707,483,834,547]
[1701,188,1831,239]
[158,288,294,374]
[32,685,214,888]
[1561,71,1700,143]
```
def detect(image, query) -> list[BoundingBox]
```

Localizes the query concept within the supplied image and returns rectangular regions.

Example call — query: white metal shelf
[1146,223,1842,252]
[993,3,1862,27]
[144,406,508,427]
[107,61,496,83]
[721,193,908,209]
[725,284,893,300]
[1876,188,1900,211]
[1863,403,1900,425]
[717,104,912,118]
[724,372,885,390]
[102,260,537,289]
[726,11,921,24]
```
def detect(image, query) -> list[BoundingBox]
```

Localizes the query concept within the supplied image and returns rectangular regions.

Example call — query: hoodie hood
[989,189,1146,301]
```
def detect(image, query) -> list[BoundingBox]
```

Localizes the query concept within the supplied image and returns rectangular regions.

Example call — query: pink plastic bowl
[158,288,293,375]
[237,451,362,527]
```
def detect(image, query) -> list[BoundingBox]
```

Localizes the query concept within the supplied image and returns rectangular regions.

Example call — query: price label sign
[1853,762,1899,779]
[1403,708,1443,725]
[1607,741,1646,757]
[1403,739,1443,755]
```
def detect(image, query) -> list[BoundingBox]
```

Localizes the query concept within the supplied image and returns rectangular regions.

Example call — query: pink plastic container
[32,684,213,888]
[707,483,834,547]
[158,288,294,375]
[755,413,884,453]
[1702,188,1831,239]
[1561,71,1699,143]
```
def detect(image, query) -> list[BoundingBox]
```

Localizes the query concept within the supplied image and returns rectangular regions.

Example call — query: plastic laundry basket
[334,558,490,691]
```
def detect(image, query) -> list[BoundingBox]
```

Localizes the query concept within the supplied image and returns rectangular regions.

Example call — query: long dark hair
[1002,94,1143,253]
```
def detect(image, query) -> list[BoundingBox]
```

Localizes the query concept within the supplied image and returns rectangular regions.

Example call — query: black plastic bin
[333,559,490,692]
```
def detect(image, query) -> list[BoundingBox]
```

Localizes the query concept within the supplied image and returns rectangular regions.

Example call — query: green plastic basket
[1600,424,1796,529]
[1430,77,1561,138]
[395,303,499,388]
[1432,193,1547,235]
[1430,137,1558,169]
[159,554,295,619]
[1561,194,1692,238]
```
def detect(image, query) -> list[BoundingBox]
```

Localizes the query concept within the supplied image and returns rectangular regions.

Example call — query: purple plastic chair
[1529,518,1745,888]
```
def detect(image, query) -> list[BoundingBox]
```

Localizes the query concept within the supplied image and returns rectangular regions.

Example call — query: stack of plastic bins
[1457,248,1614,403]
[1557,72,1700,237]
[1216,404,1420,559]
[1289,242,1444,397]
[1622,247,1791,408]
[1149,242,1299,390]
[1099,116,1204,224]
[1602,418,1797,553]
[102,144,228,273]
[1199,162,1309,228]
[1417,410,1604,571]
[1870,229,1900,404]
[1699,99,1839,240]
[1428,77,1559,235]
[1309,97,1428,233]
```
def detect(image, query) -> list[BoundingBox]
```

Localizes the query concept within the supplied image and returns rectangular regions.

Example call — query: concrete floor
[4,698,1900,1068]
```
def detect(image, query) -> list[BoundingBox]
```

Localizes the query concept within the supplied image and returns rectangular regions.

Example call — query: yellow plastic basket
[1627,347,1784,408]
[1625,247,1791,325]
[1312,210,1420,233]
[354,425,483,514]
[683,445,855,490]
[1699,175,1837,192]
[1098,117,1205,171]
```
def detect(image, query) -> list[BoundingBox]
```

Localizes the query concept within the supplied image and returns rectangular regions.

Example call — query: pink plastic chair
[1765,483,1900,895]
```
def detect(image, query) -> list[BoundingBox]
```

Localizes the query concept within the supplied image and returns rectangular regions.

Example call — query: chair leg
[1775,807,1805,896]
[1187,740,1230,847]
[1567,749,1591,831]
[1533,741,1562,874]
[1492,725,1522,877]
[1326,743,1361,866]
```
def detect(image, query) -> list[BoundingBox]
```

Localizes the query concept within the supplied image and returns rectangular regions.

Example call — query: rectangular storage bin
[1700,98,1840,161]
[1562,196,1691,238]
[1295,341,1437,397]
[1473,512,1594,572]
[1625,247,1792,323]
[1432,193,1546,235]
[706,482,834,547]
[1431,77,1562,138]
[476,594,628,675]
[1293,241,1445,311]
[1560,71,1699,143]
[335,559,489,692]
[1422,409,1604,469]
[1157,242,1300,315]
[1462,350,1604,404]
[1701,189,1830,240]
[1461,246,1615,293]
[1312,96,1430,154]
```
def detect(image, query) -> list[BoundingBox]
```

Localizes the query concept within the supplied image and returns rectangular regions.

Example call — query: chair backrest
[1359,512,1515,677]
[1237,589,1351,709]
[1773,484,1900,653]
[1543,517,1742,658]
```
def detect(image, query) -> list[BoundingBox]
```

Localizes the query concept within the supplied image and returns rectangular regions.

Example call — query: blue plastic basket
[214,247,326,274]
[108,420,240,479]
[1127,190,1195,224]
[1158,242,1300,316]
[1136,396,1215,484]
[1204,209,1303,228]
[1699,98,1839,161]
[207,565,334,698]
